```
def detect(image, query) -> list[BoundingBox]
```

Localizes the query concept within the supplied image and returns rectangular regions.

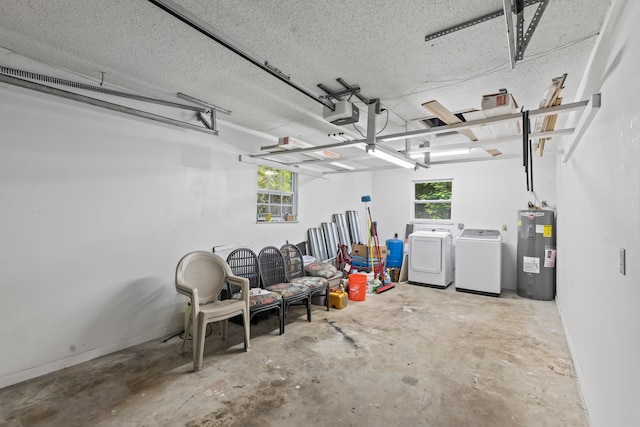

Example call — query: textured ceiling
[0,0,612,171]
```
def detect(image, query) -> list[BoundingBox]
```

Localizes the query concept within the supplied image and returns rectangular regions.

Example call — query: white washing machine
[408,230,453,289]
[455,229,502,296]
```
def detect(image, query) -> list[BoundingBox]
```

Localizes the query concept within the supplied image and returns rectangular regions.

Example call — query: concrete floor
[0,283,588,427]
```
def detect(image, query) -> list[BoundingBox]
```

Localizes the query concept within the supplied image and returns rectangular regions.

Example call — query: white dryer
[408,230,453,289]
[455,229,502,296]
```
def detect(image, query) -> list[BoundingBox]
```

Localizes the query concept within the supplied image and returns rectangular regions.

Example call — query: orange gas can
[329,290,348,309]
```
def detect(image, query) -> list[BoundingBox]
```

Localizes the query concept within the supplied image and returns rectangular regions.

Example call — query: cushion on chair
[291,276,329,291]
[233,291,282,307]
[266,282,308,298]
[304,262,337,278]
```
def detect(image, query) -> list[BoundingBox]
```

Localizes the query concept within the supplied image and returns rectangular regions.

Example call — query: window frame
[411,179,454,223]
[256,166,298,223]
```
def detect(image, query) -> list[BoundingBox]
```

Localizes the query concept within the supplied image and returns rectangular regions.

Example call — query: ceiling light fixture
[366,144,416,169]
[429,148,472,158]
[329,162,355,170]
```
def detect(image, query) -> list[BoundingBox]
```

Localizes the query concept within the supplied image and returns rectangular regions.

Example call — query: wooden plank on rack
[539,97,562,156]
[422,100,478,142]
[535,74,566,156]
[422,100,504,156]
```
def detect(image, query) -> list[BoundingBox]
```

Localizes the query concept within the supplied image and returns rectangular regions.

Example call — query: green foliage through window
[414,181,453,220]
[257,166,296,221]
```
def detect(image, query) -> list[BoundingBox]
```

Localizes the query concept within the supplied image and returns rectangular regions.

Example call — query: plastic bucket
[365,271,375,294]
[348,274,366,301]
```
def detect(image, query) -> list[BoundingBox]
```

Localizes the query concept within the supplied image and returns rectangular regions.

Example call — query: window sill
[256,220,299,224]
[412,219,454,225]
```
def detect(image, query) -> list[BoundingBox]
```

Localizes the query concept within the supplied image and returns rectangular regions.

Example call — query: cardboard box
[351,244,387,258]
[352,244,368,257]
[377,246,388,258]
[481,90,518,117]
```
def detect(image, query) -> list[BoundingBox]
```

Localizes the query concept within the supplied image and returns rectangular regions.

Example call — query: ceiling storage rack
[243,93,601,176]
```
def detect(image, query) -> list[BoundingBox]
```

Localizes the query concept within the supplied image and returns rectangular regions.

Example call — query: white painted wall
[556,0,640,425]
[3,4,638,423]
[0,80,371,388]
[371,156,557,290]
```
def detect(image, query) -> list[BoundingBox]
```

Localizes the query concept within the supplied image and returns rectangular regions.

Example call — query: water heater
[517,210,556,300]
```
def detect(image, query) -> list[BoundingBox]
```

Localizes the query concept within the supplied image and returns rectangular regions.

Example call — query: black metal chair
[226,248,283,335]
[258,246,311,332]
[281,243,330,312]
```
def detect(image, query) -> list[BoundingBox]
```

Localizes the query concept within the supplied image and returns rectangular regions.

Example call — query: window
[413,180,453,221]
[257,166,297,222]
